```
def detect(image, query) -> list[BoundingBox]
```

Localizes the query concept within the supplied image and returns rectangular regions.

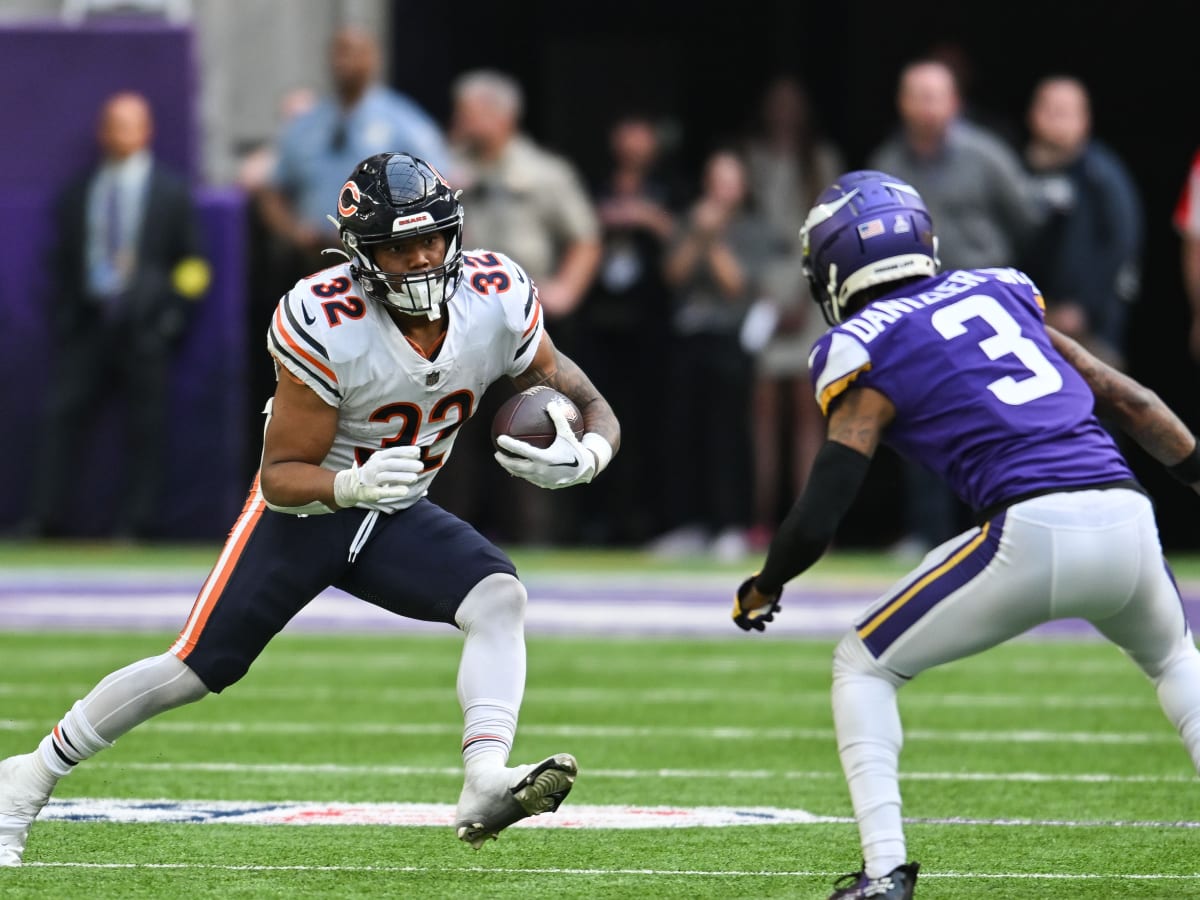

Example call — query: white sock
[36,653,207,779]
[832,634,907,879]
[455,574,526,779]
[461,700,518,779]
[38,701,112,778]
[1147,635,1200,772]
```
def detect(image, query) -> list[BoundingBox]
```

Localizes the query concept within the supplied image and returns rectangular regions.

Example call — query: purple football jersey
[808,267,1134,513]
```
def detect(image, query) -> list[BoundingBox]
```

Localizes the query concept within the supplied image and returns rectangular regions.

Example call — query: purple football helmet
[801,170,939,325]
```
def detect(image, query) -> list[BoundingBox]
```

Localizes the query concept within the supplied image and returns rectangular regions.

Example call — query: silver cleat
[454,753,578,849]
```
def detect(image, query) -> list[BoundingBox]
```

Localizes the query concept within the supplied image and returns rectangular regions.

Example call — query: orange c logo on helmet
[338,181,361,217]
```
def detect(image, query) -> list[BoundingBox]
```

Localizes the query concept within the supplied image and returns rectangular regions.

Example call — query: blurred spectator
[1022,75,1143,370]
[431,68,601,545]
[236,87,318,195]
[650,149,779,561]
[927,39,1021,149]
[574,114,682,544]
[236,86,319,480]
[256,25,447,289]
[17,92,209,540]
[1173,147,1200,361]
[871,59,1045,271]
[448,69,601,321]
[869,57,1046,558]
[741,74,845,551]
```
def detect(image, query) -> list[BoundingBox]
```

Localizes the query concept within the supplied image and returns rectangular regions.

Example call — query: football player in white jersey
[0,152,620,863]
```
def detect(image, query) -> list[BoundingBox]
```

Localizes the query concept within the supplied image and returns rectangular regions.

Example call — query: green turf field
[0,627,1197,898]
[2,540,1200,581]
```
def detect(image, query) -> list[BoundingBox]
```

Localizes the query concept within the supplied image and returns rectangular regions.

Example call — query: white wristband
[581,432,614,477]
[332,466,360,509]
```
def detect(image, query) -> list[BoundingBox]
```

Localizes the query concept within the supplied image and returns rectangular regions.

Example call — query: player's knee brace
[455,572,527,634]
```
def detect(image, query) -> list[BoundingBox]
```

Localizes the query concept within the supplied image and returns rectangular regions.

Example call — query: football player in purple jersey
[731,170,1200,899]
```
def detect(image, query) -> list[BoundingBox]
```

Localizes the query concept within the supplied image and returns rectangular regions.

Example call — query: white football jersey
[266,250,544,514]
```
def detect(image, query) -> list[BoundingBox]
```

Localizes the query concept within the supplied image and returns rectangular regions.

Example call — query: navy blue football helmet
[800,170,939,325]
[332,152,463,319]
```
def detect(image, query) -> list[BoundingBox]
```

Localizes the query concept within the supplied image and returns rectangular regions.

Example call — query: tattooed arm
[747,387,894,599]
[513,330,621,455]
[1048,327,1199,484]
[824,386,895,458]
[493,329,622,489]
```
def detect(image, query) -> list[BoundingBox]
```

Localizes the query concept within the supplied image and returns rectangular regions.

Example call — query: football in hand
[492,386,584,454]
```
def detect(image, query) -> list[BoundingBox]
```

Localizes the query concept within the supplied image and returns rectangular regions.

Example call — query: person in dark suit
[20,91,210,540]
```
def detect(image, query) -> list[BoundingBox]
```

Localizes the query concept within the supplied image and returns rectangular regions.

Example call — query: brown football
[491,386,584,453]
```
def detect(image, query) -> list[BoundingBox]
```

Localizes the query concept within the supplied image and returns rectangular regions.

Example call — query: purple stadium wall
[0,19,248,538]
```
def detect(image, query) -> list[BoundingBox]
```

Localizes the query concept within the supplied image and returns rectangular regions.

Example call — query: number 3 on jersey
[931,294,1062,405]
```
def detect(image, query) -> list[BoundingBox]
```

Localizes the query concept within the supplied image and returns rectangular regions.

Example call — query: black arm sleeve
[755,440,873,594]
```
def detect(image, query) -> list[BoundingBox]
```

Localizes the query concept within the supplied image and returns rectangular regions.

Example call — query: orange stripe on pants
[171,475,266,661]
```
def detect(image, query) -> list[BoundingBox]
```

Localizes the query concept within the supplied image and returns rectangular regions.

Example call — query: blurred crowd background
[2,0,1199,556]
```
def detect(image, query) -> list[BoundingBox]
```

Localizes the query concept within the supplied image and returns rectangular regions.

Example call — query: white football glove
[333,445,424,508]
[494,399,612,490]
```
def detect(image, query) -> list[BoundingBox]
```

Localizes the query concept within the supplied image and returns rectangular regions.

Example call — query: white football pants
[832,487,1200,877]
[851,487,1194,675]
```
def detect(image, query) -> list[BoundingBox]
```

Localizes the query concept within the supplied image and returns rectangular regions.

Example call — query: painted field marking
[33,798,1200,831]
[38,798,831,828]
[0,647,1158,680]
[284,655,1175,683]
[20,863,1200,880]
[84,760,1197,785]
[0,719,1180,744]
[0,681,1165,712]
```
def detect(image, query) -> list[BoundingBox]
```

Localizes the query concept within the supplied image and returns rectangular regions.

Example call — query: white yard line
[0,718,1179,744]
[20,862,1200,879]
[85,760,1196,784]
[0,682,1162,709]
